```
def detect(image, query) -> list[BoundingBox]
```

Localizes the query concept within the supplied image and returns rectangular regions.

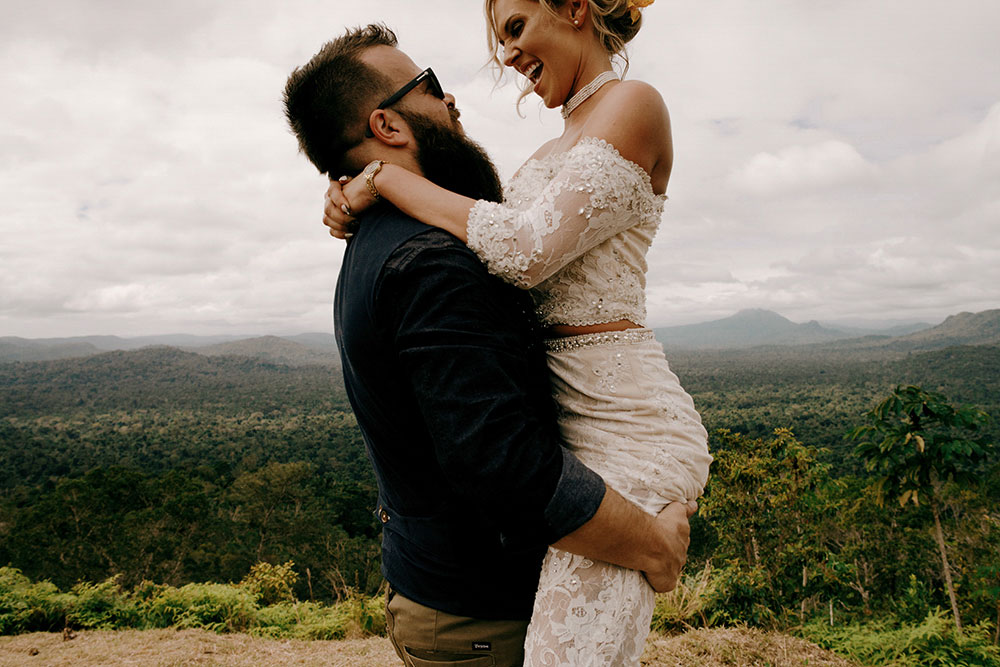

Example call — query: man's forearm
[552,485,691,591]
[552,486,660,572]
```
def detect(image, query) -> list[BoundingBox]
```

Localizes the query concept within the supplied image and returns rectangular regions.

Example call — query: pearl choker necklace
[561,70,620,119]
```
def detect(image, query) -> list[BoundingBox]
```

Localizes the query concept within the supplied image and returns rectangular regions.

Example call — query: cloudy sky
[2,1,998,338]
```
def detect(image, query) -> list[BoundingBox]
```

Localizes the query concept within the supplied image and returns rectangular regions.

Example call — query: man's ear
[367,108,411,147]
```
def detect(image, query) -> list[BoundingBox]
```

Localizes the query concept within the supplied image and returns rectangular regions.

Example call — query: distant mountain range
[655,309,843,349]
[2,309,998,364]
[820,309,1000,353]
[653,309,941,350]
[0,332,339,365]
[0,333,254,363]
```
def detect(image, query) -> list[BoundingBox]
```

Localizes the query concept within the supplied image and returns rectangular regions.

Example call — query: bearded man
[284,24,693,667]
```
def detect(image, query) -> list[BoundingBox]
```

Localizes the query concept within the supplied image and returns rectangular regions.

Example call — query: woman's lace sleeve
[466,139,660,288]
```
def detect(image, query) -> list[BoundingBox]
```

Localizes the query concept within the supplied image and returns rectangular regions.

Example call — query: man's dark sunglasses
[378,67,444,109]
[365,68,444,137]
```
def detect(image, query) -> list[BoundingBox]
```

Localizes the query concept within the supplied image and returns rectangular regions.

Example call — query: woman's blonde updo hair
[483,0,643,107]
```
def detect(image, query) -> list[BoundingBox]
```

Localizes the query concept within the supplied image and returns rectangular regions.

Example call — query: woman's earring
[573,19,580,26]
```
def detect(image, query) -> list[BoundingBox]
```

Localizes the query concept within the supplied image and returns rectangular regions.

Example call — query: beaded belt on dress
[544,328,656,352]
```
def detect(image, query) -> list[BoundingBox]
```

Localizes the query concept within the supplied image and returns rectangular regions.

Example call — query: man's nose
[443,92,456,109]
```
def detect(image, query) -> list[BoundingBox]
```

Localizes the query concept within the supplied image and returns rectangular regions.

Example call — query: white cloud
[729,140,877,196]
[1,1,999,336]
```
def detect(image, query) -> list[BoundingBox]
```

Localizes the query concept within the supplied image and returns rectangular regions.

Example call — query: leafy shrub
[240,561,298,606]
[130,579,169,604]
[897,574,934,624]
[253,600,323,638]
[254,600,348,640]
[247,592,385,640]
[141,582,258,633]
[0,568,391,638]
[252,593,386,640]
[0,567,72,633]
[67,577,140,629]
[701,563,779,628]
[801,610,1000,666]
[336,592,386,638]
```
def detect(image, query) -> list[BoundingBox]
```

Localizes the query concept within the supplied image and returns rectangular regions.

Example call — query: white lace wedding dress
[466,137,713,666]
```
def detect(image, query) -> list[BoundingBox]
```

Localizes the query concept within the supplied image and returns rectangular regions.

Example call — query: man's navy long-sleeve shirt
[334,206,605,620]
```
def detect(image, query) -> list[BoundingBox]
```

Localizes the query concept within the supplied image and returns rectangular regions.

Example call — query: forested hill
[2,340,997,476]
[873,308,1000,349]
[0,346,349,418]
[197,335,340,367]
[1,333,997,654]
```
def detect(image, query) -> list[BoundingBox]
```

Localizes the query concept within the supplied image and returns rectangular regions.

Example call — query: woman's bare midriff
[548,319,643,338]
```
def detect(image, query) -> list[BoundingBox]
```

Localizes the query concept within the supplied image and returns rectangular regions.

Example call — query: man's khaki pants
[385,587,530,667]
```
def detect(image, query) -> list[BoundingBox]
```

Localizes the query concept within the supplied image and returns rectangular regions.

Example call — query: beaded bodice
[467,137,665,327]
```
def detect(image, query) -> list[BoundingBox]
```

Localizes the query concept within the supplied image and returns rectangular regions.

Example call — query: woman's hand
[322,175,378,239]
[323,176,355,239]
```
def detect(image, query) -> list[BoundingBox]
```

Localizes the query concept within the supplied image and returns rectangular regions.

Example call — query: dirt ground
[0,629,400,667]
[0,627,860,666]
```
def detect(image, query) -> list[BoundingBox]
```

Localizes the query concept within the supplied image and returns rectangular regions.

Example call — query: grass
[643,627,860,666]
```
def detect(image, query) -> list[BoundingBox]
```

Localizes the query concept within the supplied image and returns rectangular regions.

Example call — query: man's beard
[398,109,504,204]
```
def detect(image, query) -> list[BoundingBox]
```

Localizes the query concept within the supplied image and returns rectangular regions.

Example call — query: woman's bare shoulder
[609,79,667,106]
[584,80,672,177]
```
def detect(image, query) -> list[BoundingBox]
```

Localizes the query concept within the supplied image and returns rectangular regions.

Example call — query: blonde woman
[323,1,711,663]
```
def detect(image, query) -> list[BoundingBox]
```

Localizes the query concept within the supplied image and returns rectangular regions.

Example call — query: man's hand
[642,501,697,593]
[552,486,697,593]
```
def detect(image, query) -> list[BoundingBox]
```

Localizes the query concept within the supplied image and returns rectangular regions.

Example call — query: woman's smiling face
[492,0,581,109]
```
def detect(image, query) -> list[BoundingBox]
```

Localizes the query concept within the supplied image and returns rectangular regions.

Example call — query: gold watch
[363,160,386,202]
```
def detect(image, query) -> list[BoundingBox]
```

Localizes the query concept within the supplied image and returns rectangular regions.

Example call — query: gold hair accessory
[626,0,654,24]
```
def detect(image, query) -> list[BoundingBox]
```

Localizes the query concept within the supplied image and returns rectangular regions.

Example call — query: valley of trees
[1,341,998,658]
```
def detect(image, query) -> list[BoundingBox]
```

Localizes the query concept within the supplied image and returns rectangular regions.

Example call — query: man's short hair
[284,24,397,176]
